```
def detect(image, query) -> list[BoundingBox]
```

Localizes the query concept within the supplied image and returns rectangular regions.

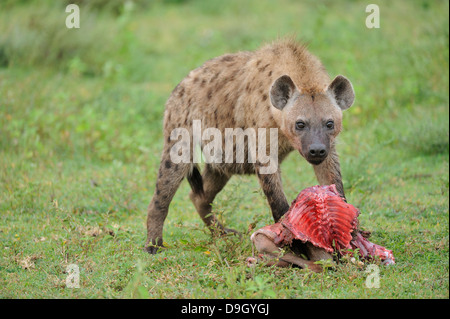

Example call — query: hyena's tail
[187,165,204,195]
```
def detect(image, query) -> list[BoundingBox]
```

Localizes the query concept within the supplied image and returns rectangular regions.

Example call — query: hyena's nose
[308,144,327,159]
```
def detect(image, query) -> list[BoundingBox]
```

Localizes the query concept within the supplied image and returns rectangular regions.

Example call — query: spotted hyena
[145,39,355,253]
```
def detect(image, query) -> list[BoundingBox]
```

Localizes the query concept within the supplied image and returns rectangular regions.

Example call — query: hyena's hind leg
[145,150,191,254]
[188,164,238,236]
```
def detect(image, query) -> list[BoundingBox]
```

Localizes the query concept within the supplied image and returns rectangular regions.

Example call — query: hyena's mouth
[307,158,325,166]
[299,150,326,166]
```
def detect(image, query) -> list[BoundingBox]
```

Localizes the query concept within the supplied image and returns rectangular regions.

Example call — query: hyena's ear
[270,75,297,110]
[327,75,355,110]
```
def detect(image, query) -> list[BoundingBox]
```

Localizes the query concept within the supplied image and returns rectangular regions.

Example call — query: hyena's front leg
[313,142,346,200]
[256,168,290,222]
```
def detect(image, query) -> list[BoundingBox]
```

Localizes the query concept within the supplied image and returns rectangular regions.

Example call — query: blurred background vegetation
[0,0,448,298]
[0,0,448,165]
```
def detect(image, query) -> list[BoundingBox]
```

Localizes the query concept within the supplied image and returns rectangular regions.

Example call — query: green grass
[0,0,448,298]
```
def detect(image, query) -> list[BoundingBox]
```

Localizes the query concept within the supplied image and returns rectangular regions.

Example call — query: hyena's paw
[144,238,165,255]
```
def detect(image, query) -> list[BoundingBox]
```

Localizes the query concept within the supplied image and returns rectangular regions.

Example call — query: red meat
[269,184,395,264]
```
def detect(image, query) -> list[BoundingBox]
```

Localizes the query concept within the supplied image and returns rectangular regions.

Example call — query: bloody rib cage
[282,184,359,252]
[267,184,395,264]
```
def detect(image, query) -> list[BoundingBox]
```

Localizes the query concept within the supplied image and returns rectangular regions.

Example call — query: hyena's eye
[326,121,334,129]
[295,121,306,130]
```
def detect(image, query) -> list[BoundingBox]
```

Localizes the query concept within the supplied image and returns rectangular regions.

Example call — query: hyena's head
[270,74,355,165]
